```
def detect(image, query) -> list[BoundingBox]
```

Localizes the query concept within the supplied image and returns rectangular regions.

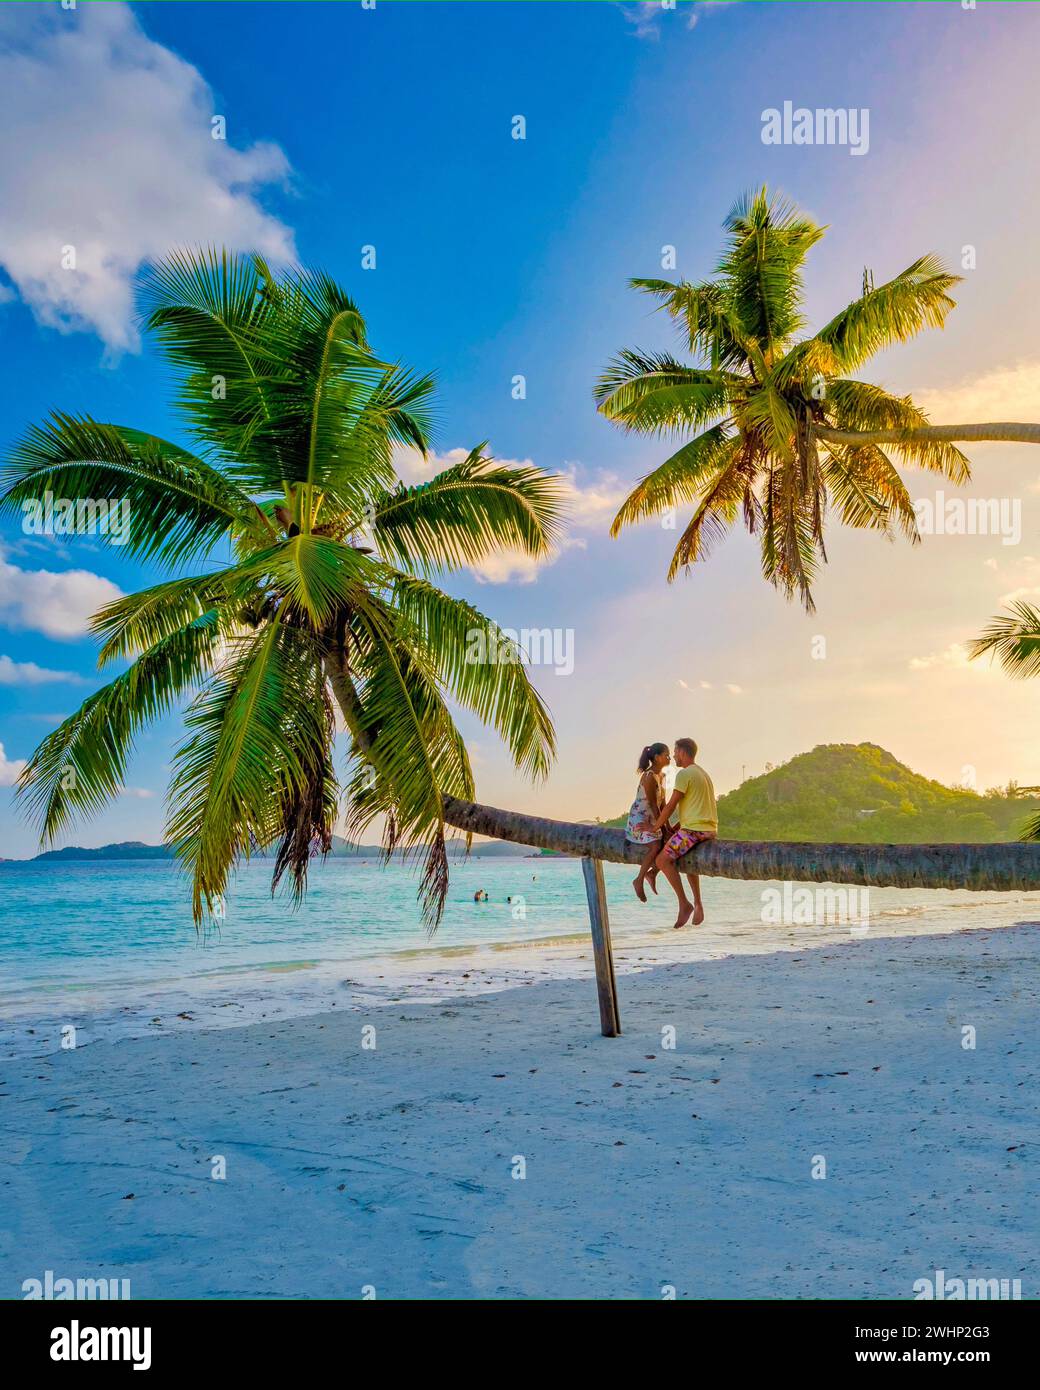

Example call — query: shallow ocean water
[3,853,1037,1011]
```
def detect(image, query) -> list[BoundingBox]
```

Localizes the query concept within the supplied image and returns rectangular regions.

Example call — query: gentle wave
[2,857,1038,1048]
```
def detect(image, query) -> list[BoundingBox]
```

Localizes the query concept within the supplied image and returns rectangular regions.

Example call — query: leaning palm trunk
[442,797,1040,892]
[818,423,1040,447]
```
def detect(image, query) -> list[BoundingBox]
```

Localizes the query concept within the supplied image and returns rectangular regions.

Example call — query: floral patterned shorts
[662,828,715,862]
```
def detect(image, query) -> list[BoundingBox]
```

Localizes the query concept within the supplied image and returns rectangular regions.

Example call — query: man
[651,738,717,929]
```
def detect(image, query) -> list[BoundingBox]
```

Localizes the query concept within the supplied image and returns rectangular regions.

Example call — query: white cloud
[620,3,670,40]
[993,556,1040,607]
[0,548,121,639]
[914,361,1040,429]
[679,676,742,694]
[0,2,295,351]
[120,787,154,800]
[619,1,732,39]
[469,537,586,586]
[999,586,1040,606]
[0,654,83,685]
[558,465,631,531]
[392,445,471,488]
[0,741,26,788]
[909,642,973,671]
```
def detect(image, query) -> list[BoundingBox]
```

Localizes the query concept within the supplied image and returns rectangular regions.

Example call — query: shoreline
[4,897,1039,1061]
[2,920,1035,1299]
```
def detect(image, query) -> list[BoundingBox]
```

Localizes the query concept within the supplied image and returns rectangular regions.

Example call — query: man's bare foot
[647,869,659,896]
[691,903,705,926]
[673,901,693,930]
[632,876,647,903]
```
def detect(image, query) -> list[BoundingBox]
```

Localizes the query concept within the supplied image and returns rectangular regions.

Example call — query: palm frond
[139,247,287,478]
[390,575,556,779]
[629,278,757,371]
[0,413,271,563]
[339,602,475,927]
[717,186,825,351]
[610,424,736,535]
[238,535,382,629]
[371,446,565,574]
[815,255,961,374]
[18,614,220,842]
[738,383,798,463]
[759,474,823,612]
[166,620,336,921]
[91,570,251,667]
[594,350,732,435]
[968,603,1040,678]
[667,450,748,579]
[823,445,920,541]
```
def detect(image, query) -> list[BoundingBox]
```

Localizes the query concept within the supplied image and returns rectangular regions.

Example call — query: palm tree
[441,794,1040,890]
[0,250,564,926]
[597,186,985,610]
[969,601,1040,840]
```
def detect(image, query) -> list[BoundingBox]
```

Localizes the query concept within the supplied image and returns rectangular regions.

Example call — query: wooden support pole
[581,856,621,1037]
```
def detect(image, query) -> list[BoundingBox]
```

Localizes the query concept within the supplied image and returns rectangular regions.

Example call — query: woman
[626,743,671,902]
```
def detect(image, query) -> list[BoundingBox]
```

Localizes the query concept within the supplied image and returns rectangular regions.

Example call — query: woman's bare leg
[632,842,658,901]
[648,826,674,894]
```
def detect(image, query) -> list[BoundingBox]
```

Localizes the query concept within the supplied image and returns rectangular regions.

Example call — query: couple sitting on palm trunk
[625,738,717,929]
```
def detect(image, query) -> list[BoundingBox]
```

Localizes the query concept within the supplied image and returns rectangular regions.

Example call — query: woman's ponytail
[637,742,667,773]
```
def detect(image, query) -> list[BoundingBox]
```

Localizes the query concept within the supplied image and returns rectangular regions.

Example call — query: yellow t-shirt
[673,763,718,832]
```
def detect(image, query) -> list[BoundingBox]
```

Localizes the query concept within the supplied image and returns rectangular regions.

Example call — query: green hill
[33,841,175,862]
[608,743,1040,843]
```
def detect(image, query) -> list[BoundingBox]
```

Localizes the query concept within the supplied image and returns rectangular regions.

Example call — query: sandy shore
[1,922,1037,1299]
[4,888,1033,1059]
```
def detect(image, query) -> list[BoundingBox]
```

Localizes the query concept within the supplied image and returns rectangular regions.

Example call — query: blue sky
[1,1,1039,854]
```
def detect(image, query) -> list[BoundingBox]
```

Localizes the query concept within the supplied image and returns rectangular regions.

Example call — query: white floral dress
[626,774,661,845]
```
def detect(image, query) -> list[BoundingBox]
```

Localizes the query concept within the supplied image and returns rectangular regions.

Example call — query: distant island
[31,841,176,862]
[606,743,1040,844]
[13,835,543,865]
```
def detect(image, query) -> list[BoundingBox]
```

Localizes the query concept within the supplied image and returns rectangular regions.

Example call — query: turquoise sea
[3,854,1040,1023]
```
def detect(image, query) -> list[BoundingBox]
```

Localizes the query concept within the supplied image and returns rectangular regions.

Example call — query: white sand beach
[2,916,1037,1300]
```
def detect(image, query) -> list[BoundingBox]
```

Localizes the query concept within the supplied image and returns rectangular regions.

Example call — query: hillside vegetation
[610,743,1039,843]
